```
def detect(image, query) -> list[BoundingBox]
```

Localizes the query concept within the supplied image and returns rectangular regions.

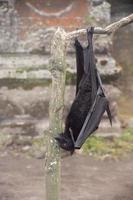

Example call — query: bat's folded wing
[74,90,108,149]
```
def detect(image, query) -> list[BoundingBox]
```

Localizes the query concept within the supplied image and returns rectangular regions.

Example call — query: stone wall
[108,0,133,128]
[0,0,122,152]
[0,0,89,53]
[108,0,133,66]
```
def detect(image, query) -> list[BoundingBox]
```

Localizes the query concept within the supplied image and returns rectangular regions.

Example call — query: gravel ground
[0,151,133,200]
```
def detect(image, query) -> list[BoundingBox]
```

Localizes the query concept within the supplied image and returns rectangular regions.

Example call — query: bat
[55,27,112,154]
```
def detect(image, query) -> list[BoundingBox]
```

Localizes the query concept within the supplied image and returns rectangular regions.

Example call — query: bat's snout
[55,133,74,153]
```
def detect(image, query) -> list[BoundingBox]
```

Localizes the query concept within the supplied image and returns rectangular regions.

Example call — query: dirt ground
[0,151,133,200]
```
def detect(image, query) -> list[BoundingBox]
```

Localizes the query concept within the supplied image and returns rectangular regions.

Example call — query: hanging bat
[55,27,112,154]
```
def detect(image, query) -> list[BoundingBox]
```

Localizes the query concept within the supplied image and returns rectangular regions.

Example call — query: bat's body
[55,28,112,154]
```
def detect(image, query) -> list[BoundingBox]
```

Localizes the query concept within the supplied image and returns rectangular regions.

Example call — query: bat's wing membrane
[75,88,109,148]
[97,70,112,126]
[74,28,112,149]
[75,39,84,94]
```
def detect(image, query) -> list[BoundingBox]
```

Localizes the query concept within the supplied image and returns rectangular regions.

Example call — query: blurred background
[0,0,132,200]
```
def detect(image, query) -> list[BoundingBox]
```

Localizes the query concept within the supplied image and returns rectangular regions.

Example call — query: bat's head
[55,133,74,154]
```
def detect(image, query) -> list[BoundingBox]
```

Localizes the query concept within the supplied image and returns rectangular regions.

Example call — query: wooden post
[45,27,67,200]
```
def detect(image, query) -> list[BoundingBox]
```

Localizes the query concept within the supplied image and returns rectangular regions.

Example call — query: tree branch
[66,14,133,40]
[45,27,67,200]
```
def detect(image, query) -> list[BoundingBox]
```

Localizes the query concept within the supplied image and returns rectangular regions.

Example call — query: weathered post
[45,27,67,200]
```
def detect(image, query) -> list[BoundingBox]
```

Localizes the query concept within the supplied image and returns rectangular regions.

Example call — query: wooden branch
[67,14,133,39]
[45,27,67,200]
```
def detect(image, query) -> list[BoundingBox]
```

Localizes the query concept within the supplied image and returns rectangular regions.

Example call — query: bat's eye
[63,143,67,147]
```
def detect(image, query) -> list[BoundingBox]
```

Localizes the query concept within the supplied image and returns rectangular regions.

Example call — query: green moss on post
[45,27,67,200]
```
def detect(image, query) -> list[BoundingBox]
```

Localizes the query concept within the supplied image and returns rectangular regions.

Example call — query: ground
[0,150,133,200]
